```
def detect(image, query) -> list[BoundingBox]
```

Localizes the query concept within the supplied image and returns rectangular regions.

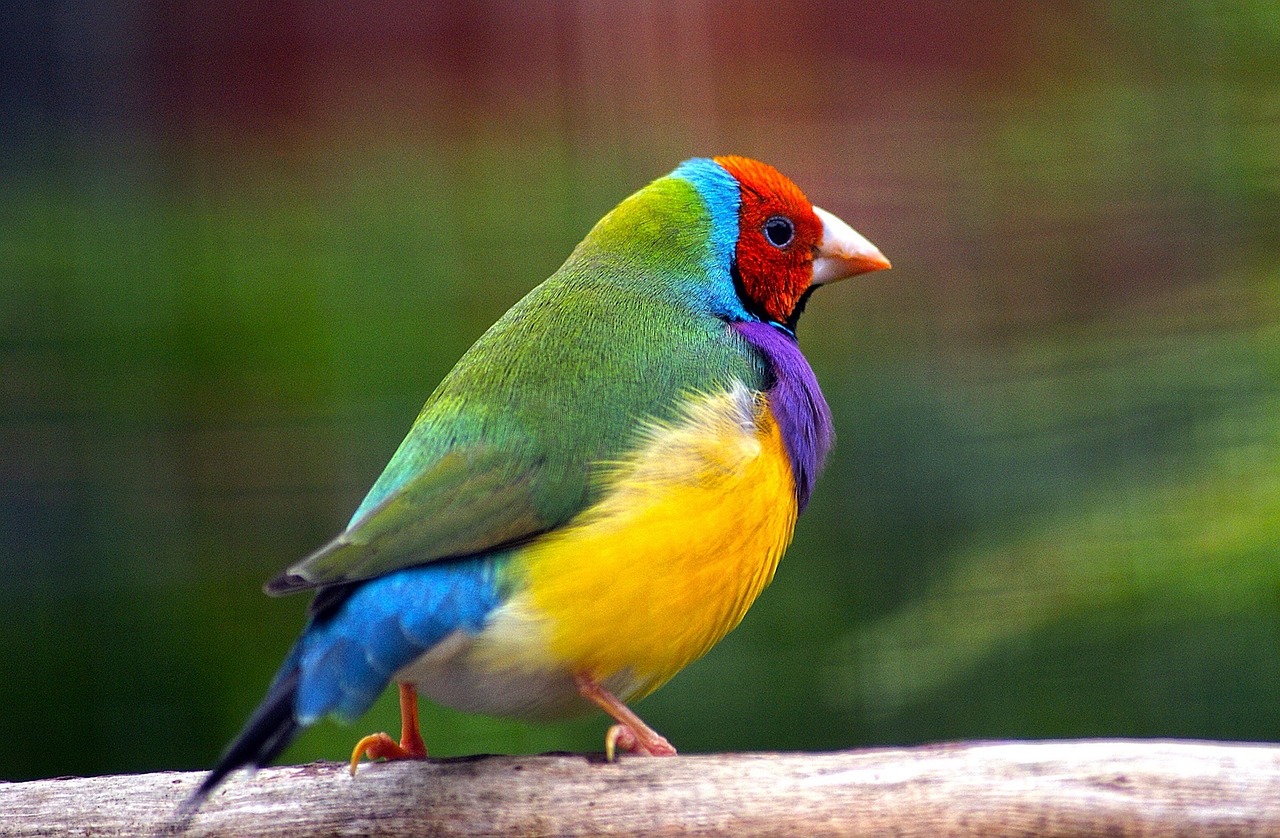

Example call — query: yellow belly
[491,382,799,701]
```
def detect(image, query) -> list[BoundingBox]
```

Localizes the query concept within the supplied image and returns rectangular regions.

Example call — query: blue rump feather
[292,559,503,724]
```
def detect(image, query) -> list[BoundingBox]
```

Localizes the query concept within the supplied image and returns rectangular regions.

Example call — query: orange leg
[574,673,677,761]
[349,682,428,775]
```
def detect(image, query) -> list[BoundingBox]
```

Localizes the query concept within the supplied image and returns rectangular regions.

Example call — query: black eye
[763,216,794,248]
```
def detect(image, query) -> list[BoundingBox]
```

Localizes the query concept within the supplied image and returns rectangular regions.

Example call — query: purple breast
[731,320,834,511]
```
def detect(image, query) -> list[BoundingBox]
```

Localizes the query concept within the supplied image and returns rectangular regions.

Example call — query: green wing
[267,178,766,595]
[264,442,549,594]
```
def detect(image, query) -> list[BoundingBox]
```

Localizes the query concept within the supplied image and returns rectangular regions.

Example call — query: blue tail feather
[183,558,504,816]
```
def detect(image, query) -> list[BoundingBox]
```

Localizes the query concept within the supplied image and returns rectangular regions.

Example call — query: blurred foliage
[1,1,1278,782]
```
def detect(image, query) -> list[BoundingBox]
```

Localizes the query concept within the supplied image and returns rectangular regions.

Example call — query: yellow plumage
[501,382,799,700]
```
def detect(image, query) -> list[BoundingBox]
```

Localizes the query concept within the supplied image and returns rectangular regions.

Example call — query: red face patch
[714,156,822,326]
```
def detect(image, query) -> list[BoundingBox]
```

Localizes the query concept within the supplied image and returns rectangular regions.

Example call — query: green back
[268,174,766,593]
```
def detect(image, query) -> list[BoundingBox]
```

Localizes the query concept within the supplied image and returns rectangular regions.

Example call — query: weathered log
[3,740,1279,837]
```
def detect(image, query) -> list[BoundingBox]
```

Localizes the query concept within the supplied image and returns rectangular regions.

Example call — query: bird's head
[713,155,889,331]
[669,155,890,333]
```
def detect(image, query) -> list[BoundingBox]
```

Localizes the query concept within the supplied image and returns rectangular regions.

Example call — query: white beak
[811,205,891,285]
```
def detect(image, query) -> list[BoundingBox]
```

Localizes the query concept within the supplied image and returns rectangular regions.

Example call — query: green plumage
[268,173,767,594]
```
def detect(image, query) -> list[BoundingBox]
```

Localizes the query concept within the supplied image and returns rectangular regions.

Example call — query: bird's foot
[349,731,427,774]
[605,723,678,761]
[349,682,428,775]
[574,672,678,762]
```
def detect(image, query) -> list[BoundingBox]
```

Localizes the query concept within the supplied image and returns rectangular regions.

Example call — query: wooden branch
[4,741,1280,837]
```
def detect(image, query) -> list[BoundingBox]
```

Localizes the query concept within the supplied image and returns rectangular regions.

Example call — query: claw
[604,724,631,762]
[575,673,678,761]
[349,682,427,775]
[349,731,424,775]
[605,723,676,760]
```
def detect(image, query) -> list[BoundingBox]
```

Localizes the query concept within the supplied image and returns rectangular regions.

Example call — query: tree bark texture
[3,740,1279,837]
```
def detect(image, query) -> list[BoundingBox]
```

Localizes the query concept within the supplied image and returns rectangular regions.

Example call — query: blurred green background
[2,1,1278,782]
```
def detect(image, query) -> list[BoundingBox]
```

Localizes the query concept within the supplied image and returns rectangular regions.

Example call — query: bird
[182,155,889,815]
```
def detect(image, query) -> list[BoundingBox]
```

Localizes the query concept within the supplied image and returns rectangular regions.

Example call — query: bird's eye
[763,216,794,248]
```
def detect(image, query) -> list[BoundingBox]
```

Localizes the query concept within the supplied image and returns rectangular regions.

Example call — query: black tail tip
[173,669,302,823]
[155,773,222,837]
[175,761,233,821]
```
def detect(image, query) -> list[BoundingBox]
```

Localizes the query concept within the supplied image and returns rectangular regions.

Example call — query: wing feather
[265,175,769,595]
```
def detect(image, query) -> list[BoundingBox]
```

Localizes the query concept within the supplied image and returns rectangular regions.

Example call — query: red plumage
[714,155,823,325]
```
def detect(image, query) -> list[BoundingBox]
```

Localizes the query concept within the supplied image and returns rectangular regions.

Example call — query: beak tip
[866,253,892,273]
[812,204,890,284]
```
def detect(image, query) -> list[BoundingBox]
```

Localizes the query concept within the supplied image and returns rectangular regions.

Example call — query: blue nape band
[670,157,750,321]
